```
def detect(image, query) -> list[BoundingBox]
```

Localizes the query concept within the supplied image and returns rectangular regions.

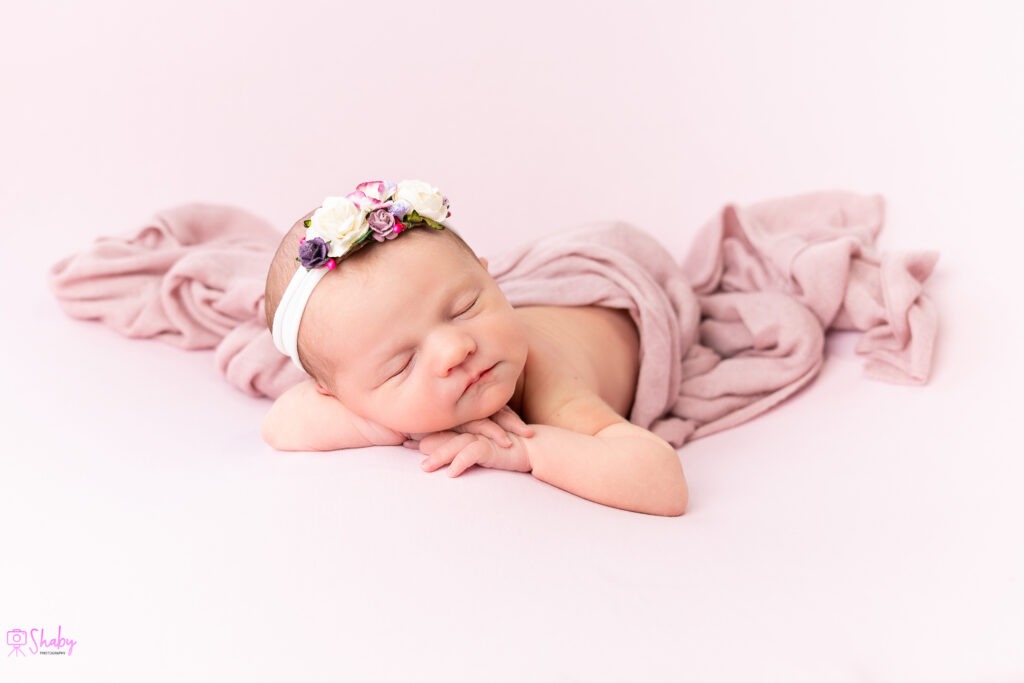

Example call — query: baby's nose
[433,328,476,377]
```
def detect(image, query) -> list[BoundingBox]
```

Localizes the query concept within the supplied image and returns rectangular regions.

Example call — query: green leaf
[303,219,311,228]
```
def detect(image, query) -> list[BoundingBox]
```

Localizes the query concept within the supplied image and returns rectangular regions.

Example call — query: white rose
[308,196,368,257]
[394,180,448,222]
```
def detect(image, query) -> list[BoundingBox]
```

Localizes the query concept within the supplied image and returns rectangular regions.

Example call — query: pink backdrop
[2,1,1023,681]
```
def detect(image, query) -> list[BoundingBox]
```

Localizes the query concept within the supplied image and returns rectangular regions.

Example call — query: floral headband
[296,179,450,270]
[272,179,451,371]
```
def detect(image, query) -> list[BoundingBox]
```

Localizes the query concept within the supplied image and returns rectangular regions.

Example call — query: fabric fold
[49,203,308,394]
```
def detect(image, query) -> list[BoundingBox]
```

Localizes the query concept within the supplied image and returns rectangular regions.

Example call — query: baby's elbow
[662,484,689,517]
[649,478,688,516]
[260,419,281,450]
[260,415,294,451]
[655,455,689,517]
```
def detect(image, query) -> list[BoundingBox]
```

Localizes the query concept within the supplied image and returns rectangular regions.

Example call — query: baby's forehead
[337,228,473,282]
[306,231,479,325]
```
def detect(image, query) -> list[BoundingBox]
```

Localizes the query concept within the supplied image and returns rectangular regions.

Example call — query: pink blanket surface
[49,191,938,447]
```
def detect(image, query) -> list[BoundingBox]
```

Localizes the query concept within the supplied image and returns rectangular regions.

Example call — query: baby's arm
[415,394,688,517]
[262,380,534,453]
[525,420,686,517]
[261,379,406,451]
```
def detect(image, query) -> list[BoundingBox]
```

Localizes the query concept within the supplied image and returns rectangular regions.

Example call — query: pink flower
[356,180,390,202]
[345,190,380,211]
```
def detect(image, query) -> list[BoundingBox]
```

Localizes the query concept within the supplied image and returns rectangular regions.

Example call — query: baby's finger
[417,431,458,453]
[492,406,535,438]
[459,418,511,447]
[447,441,488,478]
[420,433,476,472]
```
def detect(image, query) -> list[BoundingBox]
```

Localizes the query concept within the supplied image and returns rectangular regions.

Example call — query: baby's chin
[385,392,514,435]
[391,411,499,436]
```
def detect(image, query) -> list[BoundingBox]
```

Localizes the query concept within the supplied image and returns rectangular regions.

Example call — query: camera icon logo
[7,629,28,657]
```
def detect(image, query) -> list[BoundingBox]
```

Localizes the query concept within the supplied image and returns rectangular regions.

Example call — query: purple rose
[368,208,398,241]
[388,200,411,219]
[298,236,331,269]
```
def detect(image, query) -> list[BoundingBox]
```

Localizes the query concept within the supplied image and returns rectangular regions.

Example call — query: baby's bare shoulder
[515,305,640,427]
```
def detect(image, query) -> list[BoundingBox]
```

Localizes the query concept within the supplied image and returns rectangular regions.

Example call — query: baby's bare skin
[262,229,687,516]
[511,305,640,430]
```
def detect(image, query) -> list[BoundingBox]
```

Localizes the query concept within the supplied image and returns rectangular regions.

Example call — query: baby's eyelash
[387,355,413,381]
[456,295,480,316]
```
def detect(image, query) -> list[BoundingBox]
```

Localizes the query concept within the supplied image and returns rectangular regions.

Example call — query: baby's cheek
[381,398,451,435]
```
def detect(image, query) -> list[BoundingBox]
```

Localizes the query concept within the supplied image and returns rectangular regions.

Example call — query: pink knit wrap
[50,191,938,446]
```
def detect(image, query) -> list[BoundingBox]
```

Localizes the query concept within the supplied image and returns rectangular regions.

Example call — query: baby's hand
[406,406,534,449]
[402,406,534,476]
[451,405,534,447]
[411,430,532,478]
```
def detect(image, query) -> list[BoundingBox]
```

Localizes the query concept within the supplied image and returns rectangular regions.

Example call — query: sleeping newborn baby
[261,179,688,517]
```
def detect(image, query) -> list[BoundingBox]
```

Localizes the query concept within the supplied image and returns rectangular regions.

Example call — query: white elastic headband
[271,265,328,371]
[271,180,452,371]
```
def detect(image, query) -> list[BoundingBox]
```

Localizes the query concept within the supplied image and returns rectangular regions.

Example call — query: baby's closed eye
[378,353,413,385]
[454,293,480,318]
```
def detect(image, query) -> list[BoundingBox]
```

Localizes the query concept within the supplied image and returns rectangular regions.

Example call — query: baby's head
[265,181,528,435]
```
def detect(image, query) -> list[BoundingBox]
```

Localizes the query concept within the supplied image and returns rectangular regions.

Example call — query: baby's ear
[478,256,489,272]
[313,382,333,397]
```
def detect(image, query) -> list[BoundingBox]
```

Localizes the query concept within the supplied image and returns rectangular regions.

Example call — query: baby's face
[304,232,529,435]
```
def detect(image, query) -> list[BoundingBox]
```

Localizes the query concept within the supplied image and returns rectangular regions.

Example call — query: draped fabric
[50,191,938,446]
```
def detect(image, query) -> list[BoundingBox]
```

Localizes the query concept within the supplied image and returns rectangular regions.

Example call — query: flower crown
[297,179,451,270]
